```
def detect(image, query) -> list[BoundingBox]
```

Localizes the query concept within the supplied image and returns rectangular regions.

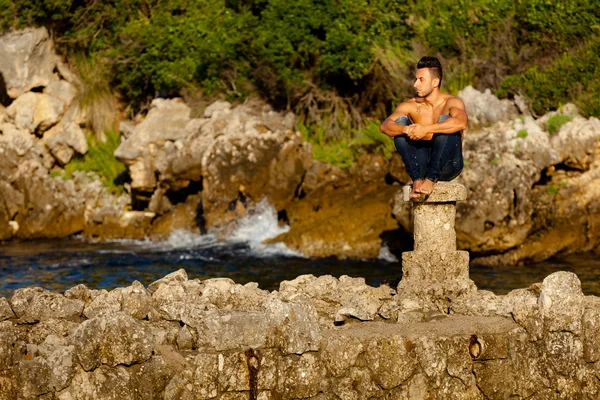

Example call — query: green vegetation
[491,157,501,166]
[62,130,128,193]
[546,114,573,135]
[517,129,528,139]
[301,119,394,168]
[546,182,559,195]
[1,0,598,168]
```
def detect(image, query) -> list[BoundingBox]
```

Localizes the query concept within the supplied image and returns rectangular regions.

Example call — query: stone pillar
[397,181,476,312]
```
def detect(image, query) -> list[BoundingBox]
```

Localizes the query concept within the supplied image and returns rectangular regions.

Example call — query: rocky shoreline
[1,28,600,265]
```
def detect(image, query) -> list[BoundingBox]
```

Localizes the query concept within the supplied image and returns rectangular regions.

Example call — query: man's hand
[406,124,430,140]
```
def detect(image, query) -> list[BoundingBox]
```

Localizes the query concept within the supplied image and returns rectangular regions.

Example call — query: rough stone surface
[0,270,598,399]
[0,27,57,98]
[539,271,584,334]
[10,287,84,323]
[458,85,518,128]
[71,312,154,371]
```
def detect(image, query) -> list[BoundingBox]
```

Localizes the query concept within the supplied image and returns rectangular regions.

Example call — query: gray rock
[71,312,154,371]
[189,309,271,351]
[7,92,65,133]
[320,333,364,377]
[266,297,321,354]
[539,272,584,334]
[278,353,327,398]
[0,297,16,321]
[583,308,600,362]
[458,86,518,129]
[0,27,57,98]
[44,121,88,165]
[366,335,418,389]
[44,80,77,109]
[164,354,218,400]
[10,287,84,322]
[121,280,152,319]
[114,98,192,191]
[64,365,136,400]
[148,268,188,293]
[83,288,122,319]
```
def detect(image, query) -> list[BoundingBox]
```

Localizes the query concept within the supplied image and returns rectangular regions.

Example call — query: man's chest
[409,103,450,124]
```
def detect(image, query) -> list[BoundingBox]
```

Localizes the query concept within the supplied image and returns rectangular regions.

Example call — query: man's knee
[394,116,410,126]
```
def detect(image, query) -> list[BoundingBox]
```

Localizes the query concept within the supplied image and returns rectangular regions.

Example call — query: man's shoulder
[442,93,464,105]
[393,99,418,112]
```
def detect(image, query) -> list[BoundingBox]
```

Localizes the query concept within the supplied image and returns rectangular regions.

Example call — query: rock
[266,297,321,355]
[189,309,271,352]
[320,334,364,377]
[7,92,65,134]
[458,86,518,129]
[538,272,584,334]
[114,98,192,191]
[64,365,136,400]
[44,80,77,109]
[71,312,154,371]
[83,288,122,319]
[0,297,16,321]
[148,269,189,293]
[0,27,57,98]
[44,121,88,165]
[10,287,84,323]
[582,308,600,362]
[365,335,418,389]
[272,182,400,258]
[164,354,219,400]
[278,353,327,398]
[18,336,76,397]
[551,116,600,170]
[121,281,152,319]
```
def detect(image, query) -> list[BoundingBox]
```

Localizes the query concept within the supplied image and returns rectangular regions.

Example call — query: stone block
[402,181,467,203]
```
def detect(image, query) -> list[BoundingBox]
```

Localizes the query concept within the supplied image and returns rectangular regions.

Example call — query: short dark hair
[417,56,443,87]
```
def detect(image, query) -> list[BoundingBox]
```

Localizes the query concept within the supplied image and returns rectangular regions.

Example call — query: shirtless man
[380,56,468,199]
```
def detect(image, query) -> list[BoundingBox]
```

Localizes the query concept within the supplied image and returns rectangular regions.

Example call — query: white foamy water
[378,244,398,262]
[226,199,304,257]
[102,200,303,257]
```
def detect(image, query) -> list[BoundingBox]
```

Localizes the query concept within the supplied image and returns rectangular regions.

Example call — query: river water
[0,202,599,297]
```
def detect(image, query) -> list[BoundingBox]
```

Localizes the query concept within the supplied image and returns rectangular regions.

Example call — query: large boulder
[117,97,312,229]
[458,86,518,129]
[0,27,57,99]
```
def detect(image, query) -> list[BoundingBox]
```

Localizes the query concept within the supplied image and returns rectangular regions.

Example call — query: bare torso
[405,93,456,125]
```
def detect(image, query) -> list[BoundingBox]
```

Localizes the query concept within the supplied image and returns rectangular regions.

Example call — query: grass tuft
[546,114,573,135]
[517,129,528,139]
[62,130,128,193]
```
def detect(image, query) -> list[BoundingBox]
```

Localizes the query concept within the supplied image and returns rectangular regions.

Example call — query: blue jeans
[393,115,463,182]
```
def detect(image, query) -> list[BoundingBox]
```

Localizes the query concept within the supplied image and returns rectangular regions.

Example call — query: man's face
[414,68,437,98]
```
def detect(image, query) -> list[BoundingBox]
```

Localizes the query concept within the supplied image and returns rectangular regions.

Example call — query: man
[380,56,467,199]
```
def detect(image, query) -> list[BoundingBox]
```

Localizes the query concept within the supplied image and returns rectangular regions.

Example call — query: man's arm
[380,102,412,137]
[426,98,468,134]
[407,98,468,139]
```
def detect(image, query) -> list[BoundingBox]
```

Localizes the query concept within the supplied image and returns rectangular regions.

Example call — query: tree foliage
[0,0,598,143]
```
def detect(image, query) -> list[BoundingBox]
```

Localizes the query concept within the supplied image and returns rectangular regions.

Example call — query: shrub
[517,129,528,139]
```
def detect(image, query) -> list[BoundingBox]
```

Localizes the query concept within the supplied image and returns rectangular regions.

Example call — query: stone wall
[0,268,598,399]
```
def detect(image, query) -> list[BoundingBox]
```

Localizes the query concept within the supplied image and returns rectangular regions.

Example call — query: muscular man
[380,56,468,199]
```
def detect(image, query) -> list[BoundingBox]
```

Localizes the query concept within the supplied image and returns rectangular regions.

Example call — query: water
[0,201,599,297]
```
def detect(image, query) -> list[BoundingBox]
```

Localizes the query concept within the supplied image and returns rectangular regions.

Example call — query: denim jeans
[393,114,463,182]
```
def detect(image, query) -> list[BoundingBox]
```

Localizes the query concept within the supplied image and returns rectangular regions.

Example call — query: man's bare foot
[419,179,436,196]
[410,180,423,199]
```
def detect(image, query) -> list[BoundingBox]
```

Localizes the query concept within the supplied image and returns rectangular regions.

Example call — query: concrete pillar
[397,181,476,312]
